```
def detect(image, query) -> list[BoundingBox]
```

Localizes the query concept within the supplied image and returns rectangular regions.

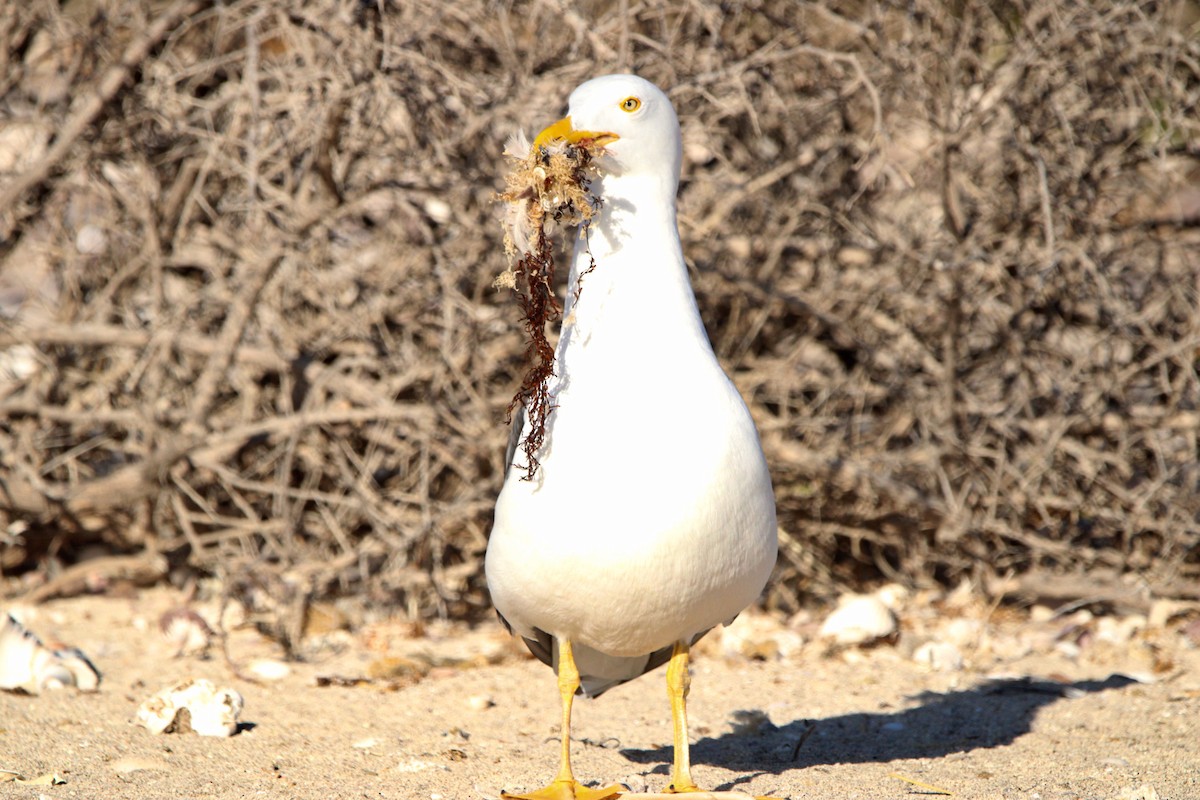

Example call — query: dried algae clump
[496,132,605,481]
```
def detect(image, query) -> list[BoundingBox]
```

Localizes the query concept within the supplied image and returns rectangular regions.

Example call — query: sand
[1,588,1197,800]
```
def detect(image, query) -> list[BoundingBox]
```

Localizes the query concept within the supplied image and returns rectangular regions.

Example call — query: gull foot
[664,783,702,794]
[502,779,624,800]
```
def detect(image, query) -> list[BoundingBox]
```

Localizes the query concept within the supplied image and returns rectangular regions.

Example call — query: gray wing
[495,406,549,662]
[493,612,710,698]
[503,404,524,479]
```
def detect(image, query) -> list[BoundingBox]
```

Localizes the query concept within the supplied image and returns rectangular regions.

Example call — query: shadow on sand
[619,674,1138,791]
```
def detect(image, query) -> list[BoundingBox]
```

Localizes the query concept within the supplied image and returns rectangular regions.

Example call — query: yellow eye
[620,96,641,113]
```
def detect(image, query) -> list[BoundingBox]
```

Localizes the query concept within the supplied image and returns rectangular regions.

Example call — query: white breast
[486,146,776,679]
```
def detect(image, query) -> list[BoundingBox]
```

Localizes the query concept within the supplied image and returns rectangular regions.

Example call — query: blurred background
[1,0,1198,636]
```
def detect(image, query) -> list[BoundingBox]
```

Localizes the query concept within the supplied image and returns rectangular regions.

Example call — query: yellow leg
[502,639,623,800]
[665,640,701,793]
[666,643,782,800]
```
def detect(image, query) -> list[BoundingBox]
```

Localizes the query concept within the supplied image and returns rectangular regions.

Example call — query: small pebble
[819,594,897,645]
[683,141,713,165]
[394,759,442,773]
[423,198,452,225]
[466,694,495,711]
[912,641,964,672]
[939,618,982,648]
[246,658,291,682]
[75,224,107,255]
[109,757,163,774]
[1054,640,1081,659]
[0,345,38,382]
[1029,605,1055,622]
[1116,785,1160,800]
[725,236,752,260]
[836,246,872,267]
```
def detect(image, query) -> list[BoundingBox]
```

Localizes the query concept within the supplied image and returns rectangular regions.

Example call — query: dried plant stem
[183,247,283,431]
[0,0,207,236]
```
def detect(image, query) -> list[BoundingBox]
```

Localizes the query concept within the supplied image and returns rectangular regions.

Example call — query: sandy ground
[2,588,1198,800]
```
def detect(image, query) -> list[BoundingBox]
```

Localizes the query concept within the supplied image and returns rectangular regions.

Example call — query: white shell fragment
[137,678,244,737]
[819,594,898,645]
[0,613,100,694]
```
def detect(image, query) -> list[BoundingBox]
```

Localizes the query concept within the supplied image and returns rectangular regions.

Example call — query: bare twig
[0,0,208,235]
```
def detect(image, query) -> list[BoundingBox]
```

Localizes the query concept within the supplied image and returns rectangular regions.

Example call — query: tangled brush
[2,0,1195,619]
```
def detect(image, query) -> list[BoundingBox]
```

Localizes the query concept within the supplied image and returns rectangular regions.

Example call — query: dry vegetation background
[1,0,1198,628]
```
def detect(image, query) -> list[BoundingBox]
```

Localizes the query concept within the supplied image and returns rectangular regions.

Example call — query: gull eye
[620,96,641,113]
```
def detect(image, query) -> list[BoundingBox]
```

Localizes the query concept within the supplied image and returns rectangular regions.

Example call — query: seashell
[136,678,243,737]
[0,613,100,694]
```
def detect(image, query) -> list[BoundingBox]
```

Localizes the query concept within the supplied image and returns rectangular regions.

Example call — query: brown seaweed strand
[572,224,598,304]
[506,228,562,481]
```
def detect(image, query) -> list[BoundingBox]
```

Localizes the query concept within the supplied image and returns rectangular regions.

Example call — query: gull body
[485,74,777,798]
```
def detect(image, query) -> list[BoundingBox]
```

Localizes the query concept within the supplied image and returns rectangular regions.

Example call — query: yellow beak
[532,116,619,151]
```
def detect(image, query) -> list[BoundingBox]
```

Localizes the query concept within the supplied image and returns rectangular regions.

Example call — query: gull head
[533,74,682,187]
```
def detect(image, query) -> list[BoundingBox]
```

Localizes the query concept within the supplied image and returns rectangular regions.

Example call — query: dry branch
[0,0,208,236]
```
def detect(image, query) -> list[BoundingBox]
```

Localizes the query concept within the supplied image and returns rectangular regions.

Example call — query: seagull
[486,74,777,800]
